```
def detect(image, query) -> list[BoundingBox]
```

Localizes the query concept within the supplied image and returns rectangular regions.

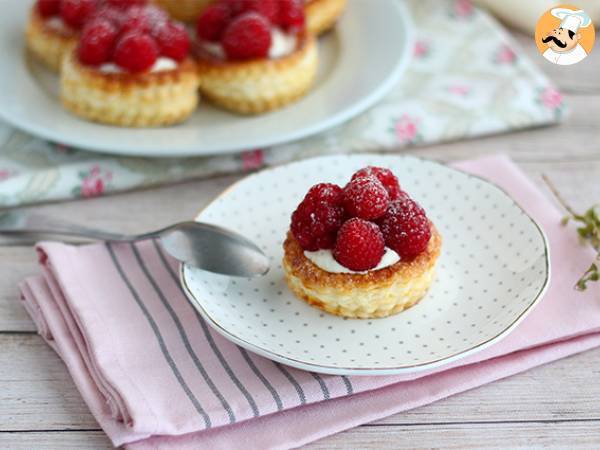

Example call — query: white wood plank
[2,421,600,450]
[305,421,600,449]
[0,335,100,430]
[0,432,111,449]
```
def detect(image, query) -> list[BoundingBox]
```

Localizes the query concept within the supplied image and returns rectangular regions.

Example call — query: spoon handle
[0,211,131,242]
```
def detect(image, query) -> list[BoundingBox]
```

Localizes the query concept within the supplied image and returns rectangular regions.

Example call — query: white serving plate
[0,0,412,157]
[181,155,551,375]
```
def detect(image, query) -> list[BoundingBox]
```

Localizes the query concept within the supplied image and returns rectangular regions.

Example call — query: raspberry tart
[304,0,347,35]
[194,0,318,114]
[283,167,442,319]
[25,0,100,72]
[60,3,200,127]
[152,0,212,22]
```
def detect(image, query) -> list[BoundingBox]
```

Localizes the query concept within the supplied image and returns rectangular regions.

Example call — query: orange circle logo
[535,4,595,65]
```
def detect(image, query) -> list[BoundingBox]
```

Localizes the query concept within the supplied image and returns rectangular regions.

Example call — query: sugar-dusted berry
[291,196,344,251]
[37,0,61,17]
[113,31,158,72]
[105,0,147,9]
[222,12,272,60]
[352,166,403,201]
[153,21,190,61]
[197,3,231,41]
[379,197,431,259]
[230,0,279,22]
[278,0,305,31]
[120,4,168,35]
[305,183,344,206]
[333,218,385,271]
[77,18,118,65]
[343,176,390,220]
[60,0,97,29]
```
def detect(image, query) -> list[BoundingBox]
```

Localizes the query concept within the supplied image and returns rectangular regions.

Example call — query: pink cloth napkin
[19,155,599,449]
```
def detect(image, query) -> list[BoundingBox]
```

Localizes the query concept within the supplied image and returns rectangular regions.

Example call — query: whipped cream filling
[304,247,401,274]
[45,16,71,33]
[98,57,178,74]
[269,27,297,58]
[201,27,297,60]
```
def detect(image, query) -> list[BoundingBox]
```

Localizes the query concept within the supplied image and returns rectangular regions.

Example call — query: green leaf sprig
[543,175,599,291]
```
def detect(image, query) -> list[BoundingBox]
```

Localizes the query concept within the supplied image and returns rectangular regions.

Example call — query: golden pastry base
[283,225,442,319]
[151,0,212,22]
[25,9,77,72]
[305,0,347,35]
[60,52,200,127]
[196,34,318,115]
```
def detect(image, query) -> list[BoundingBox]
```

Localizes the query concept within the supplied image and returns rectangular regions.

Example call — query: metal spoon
[0,212,269,278]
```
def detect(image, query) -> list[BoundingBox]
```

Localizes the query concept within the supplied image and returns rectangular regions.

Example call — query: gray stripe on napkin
[132,242,236,424]
[239,347,284,411]
[153,240,260,418]
[341,376,354,395]
[311,373,330,400]
[106,243,212,428]
[274,362,307,405]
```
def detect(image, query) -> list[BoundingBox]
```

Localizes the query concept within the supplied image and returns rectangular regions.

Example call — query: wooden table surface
[1,33,599,449]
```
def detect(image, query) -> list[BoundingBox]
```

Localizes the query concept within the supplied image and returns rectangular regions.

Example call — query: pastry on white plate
[194,0,318,114]
[305,0,347,35]
[61,3,200,127]
[25,0,96,72]
[283,166,442,319]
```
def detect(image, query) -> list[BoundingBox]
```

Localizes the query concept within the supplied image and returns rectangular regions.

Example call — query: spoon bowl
[159,222,270,278]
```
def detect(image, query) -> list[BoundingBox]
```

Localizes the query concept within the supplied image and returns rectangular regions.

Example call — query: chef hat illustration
[551,8,592,33]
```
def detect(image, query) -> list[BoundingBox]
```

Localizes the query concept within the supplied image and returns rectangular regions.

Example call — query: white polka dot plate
[181,155,550,375]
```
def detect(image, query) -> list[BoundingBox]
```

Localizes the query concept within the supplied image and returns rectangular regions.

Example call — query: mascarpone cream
[45,16,71,33]
[98,57,178,74]
[304,247,400,274]
[201,27,297,60]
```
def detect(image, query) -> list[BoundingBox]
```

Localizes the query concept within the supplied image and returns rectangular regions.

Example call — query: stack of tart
[25,0,347,126]
[283,166,442,319]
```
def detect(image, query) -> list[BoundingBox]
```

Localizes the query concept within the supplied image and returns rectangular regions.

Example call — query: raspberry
[333,218,385,271]
[77,18,118,65]
[120,5,168,35]
[343,176,390,220]
[196,3,231,41]
[305,183,343,206]
[278,0,305,31]
[379,198,431,259]
[60,0,97,29]
[105,0,147,9]
[222,12,271,60]
[113,31,158,72]
[153,21,190,61]
[352,166,403,200]
[90,5,124,29]
[37,0,61,17]
[291,197,344,251]
[229,0,279,22]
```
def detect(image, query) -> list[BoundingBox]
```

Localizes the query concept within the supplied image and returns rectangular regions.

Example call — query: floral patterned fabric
[0,0,565,207]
